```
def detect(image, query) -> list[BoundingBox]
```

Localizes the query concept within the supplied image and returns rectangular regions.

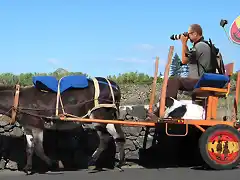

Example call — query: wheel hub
[207,131,240,165]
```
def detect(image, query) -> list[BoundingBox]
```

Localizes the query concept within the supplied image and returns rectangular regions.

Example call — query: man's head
[188,24,203,43]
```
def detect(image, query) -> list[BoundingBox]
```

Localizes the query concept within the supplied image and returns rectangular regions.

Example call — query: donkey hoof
[116,161,126,168]
[88,165,96,170]
[87,158,96,167]
[88,166,103,173]
[114,163,124,172]
[49,160,63,171]
[23,166,33,175]
[58,160,64,169]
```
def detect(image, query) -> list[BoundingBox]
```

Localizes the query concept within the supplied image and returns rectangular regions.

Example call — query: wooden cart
[48,46,240,170]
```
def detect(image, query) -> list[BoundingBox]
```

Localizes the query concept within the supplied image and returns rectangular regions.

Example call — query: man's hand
[145,112,158,122]
[180,34,188,44]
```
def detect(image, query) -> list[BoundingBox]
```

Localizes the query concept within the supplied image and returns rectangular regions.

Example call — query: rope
[223,27,233,44]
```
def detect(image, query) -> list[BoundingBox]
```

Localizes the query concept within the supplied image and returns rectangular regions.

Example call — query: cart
[7,45,240,170]
[34,45,238,170]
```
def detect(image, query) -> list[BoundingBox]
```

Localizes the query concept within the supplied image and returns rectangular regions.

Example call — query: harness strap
[55,77,63,116]
[105,78,115,104]
[55,77,117,119]
[87,77,117,114]
[92,77,100,107]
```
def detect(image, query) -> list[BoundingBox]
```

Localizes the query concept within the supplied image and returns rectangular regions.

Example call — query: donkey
[0,75,126,174]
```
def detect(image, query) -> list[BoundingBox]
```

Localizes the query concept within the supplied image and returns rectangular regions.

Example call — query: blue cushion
[59,75,89,93]
[194,73,230,89]
[32,75,89,93]
[32,76,58,92]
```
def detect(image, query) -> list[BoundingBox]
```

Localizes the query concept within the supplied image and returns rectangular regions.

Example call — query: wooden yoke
[159,46,174,118]
[11,84,20,124]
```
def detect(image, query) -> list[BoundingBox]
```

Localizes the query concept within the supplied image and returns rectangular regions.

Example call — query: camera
[170,32,189,40]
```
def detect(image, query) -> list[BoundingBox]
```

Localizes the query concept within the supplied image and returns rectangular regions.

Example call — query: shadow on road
[0,124,209,174]
[138,123,204,169]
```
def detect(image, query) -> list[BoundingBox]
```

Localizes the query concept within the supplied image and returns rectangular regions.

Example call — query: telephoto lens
[170,34,181,40]
[170,32,188,40]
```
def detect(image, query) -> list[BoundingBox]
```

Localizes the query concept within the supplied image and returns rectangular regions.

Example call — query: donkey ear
[165,97,174,108]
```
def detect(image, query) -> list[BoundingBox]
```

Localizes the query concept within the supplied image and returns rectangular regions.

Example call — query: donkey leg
[106,124,126,169]
[88,124,111,170]
[0,135,10,170]
[115,139,125,170]
[23,133,34,174]
[32,128,64,171]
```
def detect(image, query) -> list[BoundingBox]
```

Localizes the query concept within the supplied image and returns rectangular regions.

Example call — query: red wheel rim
[207,130,240,165]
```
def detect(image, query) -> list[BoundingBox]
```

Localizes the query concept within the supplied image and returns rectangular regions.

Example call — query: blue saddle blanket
[194,73,230,89]
[32,75,89,93]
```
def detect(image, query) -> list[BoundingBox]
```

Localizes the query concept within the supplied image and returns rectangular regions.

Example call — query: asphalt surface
[1,166,240,180]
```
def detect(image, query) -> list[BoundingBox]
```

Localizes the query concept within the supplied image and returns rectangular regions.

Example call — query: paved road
[1,167,240,180]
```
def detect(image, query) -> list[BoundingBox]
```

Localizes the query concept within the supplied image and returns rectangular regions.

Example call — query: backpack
[202,38,225,75]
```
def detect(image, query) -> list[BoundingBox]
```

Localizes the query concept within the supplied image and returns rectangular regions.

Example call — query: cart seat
[192,63,233,120]
[193,63,233,96]
[193,73,230,96]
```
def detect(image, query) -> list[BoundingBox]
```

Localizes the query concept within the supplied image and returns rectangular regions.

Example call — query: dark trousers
[148,77,200,120]
[165,77,199,99]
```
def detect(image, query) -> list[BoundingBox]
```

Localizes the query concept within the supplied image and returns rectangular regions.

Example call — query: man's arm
[180,35,189,64]
[181,43,189,64]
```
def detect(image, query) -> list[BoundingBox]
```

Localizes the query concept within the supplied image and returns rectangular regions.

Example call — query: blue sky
[0,0,239,77]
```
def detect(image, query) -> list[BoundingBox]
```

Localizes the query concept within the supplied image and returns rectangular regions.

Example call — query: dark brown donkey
[0,75,126,174]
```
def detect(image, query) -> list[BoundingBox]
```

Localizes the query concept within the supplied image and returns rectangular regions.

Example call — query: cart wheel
[199,124,240,170]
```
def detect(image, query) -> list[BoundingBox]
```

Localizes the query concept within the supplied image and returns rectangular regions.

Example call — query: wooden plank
[148,57,159,113]
[193,87,228,93]
[159,46,174,118]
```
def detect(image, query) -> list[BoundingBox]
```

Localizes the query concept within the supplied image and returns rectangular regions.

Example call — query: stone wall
[119,82,236,106]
